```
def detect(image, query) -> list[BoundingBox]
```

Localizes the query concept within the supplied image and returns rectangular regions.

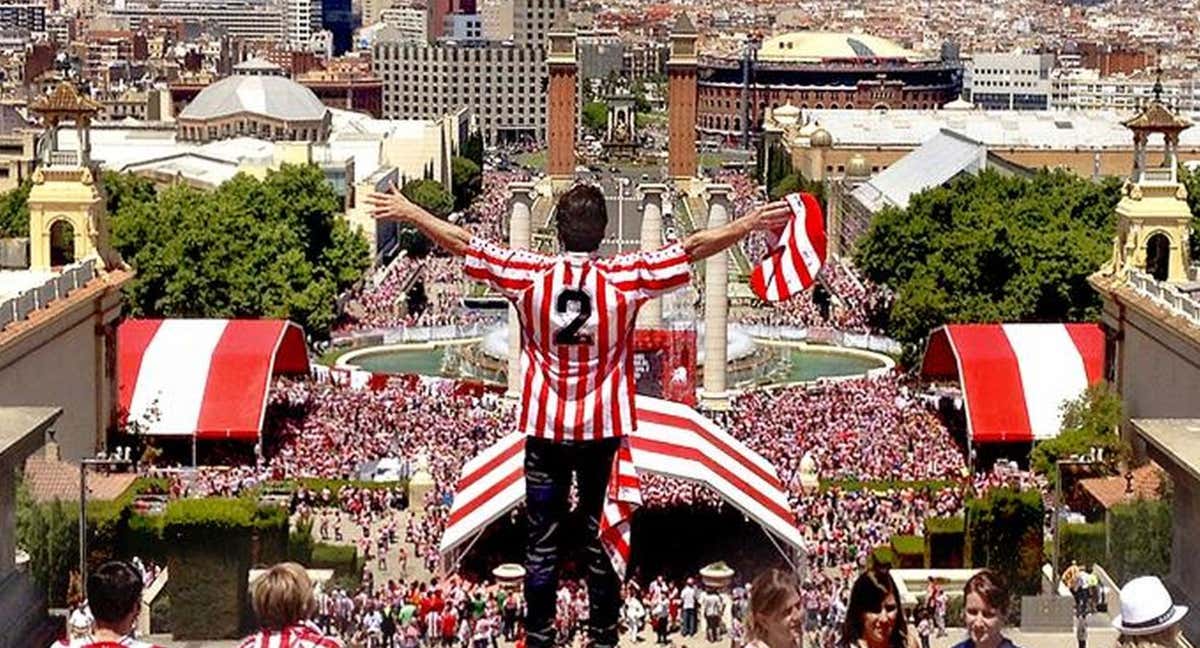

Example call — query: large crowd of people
[113,170,1063,648]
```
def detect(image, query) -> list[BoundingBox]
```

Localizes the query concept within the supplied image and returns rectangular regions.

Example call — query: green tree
[109,164,370,339]
[16,484,78,606]
[0,179,31,238]
[451,156,482,211]
[1109,498,1172,583]
[1182,165,1200,259]
[403,179,453,218]
[582,101,608,133]
[854,169,1123,364]
[966,487,1044,598]
[462,131,484,167]
[1031,382,1129,489]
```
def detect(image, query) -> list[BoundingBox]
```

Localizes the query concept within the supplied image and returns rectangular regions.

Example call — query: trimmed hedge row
[1061,523,1107,569]
[819,479,959,493]
[1109,499,1171,584]
[925,516,966,568]
[966,488,1044,597]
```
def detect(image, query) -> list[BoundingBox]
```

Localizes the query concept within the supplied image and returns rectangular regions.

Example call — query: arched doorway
[1145,232,1171,281]
[49,219,75,266]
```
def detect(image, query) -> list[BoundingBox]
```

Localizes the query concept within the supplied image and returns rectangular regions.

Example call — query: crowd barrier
[736,324,902,356]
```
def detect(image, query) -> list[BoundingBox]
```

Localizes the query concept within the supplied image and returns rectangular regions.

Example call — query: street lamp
[79,453,132,598]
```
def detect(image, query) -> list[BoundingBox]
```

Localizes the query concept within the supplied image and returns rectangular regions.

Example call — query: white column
[636,182,668,329]
[701,183,732,410]
[506,181,537,400]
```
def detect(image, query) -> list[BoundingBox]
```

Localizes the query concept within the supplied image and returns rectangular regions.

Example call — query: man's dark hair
[555,183,607,252]
[88,560,143,624]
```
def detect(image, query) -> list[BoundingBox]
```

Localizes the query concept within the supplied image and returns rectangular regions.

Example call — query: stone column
[701,184,732,410]
[636,183,668,329]
[506,182,537,400]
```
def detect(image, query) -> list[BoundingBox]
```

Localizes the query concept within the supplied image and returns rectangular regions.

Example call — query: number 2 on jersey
[553,289,593,345]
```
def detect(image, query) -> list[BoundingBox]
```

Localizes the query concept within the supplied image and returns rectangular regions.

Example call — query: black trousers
[524,436,621,648]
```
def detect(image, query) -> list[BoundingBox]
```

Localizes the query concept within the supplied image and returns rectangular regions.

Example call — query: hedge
[260,477,407,494]
[966,488,1044,596]
[163,497,288,640]
[869,545,897,571]
[1109,499,1171,584]
[819,479,958,493]
[312,542,363,583]
[925,516,966,568]
[1061,523,1107,569]
[891,535,925,568]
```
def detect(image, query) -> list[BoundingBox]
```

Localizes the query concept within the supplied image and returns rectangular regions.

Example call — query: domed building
[177,63,332,143]
[697,31,962,137]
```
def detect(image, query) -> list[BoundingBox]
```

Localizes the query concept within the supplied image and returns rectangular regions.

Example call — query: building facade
[286,0,323,48]
[372,0,564,144]
[1051,69,1200,116]
[0,1,44,32]
[104,0,285,41]
[964,52,1054,110]
[697,32,962,137]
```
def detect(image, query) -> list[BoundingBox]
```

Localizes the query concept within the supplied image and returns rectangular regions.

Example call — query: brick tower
[546,15,576,179]
[668,13,698,180]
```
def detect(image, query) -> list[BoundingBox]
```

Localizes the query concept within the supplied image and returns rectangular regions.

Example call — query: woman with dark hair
[745,569,805,648]
[839,570,917,648]
[951,569,1021,648]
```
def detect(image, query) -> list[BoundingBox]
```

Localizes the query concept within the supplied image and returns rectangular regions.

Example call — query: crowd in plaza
[150,362,1054,648]
[111,170,1070,648]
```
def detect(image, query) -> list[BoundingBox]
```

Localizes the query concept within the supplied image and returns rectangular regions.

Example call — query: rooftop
[757,31,933,63]
[849,129,992,211]
[1132,419,1200,482]
[178,75,328,123]
[800,108,1200,149]
[1078,463,1164,509]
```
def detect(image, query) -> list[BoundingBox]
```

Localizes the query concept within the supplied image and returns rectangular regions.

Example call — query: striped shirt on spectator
[464,237,692,441]
[236,622,343,648]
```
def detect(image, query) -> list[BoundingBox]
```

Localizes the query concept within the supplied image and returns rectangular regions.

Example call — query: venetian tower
[545,14,577,184]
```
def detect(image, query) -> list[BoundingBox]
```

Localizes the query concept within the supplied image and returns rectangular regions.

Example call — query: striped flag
[749,192,827,303]
[599,438,641,578]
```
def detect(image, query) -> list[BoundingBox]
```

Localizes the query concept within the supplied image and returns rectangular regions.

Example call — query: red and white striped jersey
[236,623,344,648]
[464,236,693,441]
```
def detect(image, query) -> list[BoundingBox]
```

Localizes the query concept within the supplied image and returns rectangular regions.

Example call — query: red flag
[750,192,827,302]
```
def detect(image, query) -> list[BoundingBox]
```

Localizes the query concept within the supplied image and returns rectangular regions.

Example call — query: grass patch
[516,150,547,170]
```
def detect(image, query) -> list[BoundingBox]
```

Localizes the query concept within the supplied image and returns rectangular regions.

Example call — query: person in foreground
[368,182,791,648]
[745,568,805,648]
[239,562,342,648]
[1112,575,1189,648]
[52,560,163,648]
[950,569,1020,648]
[839,570,918,648]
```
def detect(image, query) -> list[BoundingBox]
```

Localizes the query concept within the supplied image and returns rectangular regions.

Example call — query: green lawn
[516,150,547,170]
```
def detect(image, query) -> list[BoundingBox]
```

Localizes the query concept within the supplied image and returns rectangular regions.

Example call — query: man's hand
[366,182,420,223]
[744,200,793,233]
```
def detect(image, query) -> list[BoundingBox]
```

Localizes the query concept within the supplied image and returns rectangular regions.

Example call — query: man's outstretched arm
[366,183,472,256]
[681,200,792,262]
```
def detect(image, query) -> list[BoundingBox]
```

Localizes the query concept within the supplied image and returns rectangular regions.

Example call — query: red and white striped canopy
[920,323,1105,443]
[440,396,805,560]
[118,319,310,440]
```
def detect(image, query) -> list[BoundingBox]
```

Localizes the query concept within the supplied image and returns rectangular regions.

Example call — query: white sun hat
[1112,576,1189,636]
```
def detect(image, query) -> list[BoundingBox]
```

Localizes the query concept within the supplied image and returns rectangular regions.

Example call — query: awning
[440,396,805,563]
[920,323,1105,443]
[118,319,309,440]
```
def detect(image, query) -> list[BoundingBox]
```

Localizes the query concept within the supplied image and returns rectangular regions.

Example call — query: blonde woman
[1112,576,1188,648]
[239,562,343,648]
[745,569,805,648]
